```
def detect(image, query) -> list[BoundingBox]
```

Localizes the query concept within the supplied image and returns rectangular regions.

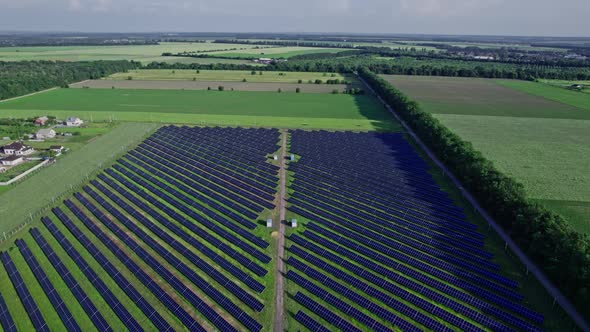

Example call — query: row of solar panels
[286,130,543,331]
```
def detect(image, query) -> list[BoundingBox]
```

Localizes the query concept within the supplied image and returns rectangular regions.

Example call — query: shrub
[218,86,224,91]
[296,88,301,93]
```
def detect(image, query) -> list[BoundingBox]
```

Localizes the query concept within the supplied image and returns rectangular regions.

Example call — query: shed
[291,219,298,228]
[266,219,273,228]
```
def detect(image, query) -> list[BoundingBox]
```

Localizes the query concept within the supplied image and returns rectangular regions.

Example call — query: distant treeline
[213,39,358,49]
[0,60,139,100]
[146,55,590,80]
[358,67,590,320]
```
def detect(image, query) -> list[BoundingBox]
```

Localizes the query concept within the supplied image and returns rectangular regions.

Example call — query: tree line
[0,60,140,100]
[358,67,590,320]
[146,55,590,80]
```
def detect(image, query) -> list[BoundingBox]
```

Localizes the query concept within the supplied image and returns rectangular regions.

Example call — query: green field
[0,122,157,235]
[384,75,590,234]
[0,88,399,132]
[0,42,264,64]
[210,47,353,59]
[109,69,351,83]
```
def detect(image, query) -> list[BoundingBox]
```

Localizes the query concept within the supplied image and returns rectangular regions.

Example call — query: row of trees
[358,67,590,320]
[0,60,140,100]
[146,54,590,80]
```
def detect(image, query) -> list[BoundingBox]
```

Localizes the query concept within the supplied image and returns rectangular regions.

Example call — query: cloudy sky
[0,0,588,36]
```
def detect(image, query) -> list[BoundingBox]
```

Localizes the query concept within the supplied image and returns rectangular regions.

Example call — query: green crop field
[384,75,590,234]
[209,47,353,59]
[0,88,399,132]
[0,122,157,235]
[108,69,352,83]
[0,42,264,64]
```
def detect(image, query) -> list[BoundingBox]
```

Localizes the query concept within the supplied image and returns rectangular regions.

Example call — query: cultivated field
[71,80,351,94]
[0,42,266,64]
[0,88,399,131]
[0,122,157,235]
[108,69,352,83]
[384,75,590,234]
[209,47,353,59]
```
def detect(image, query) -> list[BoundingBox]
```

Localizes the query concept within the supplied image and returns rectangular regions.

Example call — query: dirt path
[0,86,59,103]
[273,128,288,332]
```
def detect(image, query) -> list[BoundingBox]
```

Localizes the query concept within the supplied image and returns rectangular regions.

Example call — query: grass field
[0,42,265,64]
[0,88,399,132]
[70,80,352,94]
[108,69,351,83]
[209,47,353,59]
[0,122,157,235]
[384,75,590,234]
[496,80,590,110]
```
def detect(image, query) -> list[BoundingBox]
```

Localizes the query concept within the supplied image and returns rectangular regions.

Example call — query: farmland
[71,80,352,94]
[0,42,266,64]
[0,88,398,131]
[209,46,353,59]
[383,75,590,234]
[107,69,352,83]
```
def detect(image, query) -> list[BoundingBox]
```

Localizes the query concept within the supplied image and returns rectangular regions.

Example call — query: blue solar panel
[0,251,49,332]
[294,311,332,332]
[0,293,17,332]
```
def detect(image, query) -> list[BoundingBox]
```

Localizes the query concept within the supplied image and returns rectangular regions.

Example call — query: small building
[290,154,295,161]
[266,219,273,228]
[2,142,34,155]
[36,129,56,139]
[273,155,278,161]
[65,117,84,127]
[291,219,298,228]
[1,155,24,166]
[34,116,49,126]
[49,145,64,153]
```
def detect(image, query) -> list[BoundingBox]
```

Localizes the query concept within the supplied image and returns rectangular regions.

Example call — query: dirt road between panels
[274,129,288,332]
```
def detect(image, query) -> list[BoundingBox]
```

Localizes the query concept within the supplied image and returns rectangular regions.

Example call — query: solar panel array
[0,126,280,332]
[0,293,17,332]
[286,130,544,331]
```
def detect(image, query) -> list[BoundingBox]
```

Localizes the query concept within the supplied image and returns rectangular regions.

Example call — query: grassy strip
[0,122,157,236]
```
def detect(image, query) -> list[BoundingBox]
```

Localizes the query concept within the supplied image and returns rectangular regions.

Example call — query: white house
[36,129,56,139]
[1,155,24,166]
[2,142,34,156]
[65,117,84,127]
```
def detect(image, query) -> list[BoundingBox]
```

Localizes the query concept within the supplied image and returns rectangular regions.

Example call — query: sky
[0,0,588,37]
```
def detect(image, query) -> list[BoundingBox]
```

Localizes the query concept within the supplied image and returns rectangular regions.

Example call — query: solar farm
[0,121,555,331]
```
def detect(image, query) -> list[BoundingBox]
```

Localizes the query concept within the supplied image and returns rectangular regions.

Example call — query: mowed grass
[0,88,400,132]
[386,75,590,234]
[0,122,157,235]
[0,42,263,64]
[109,69,351,83]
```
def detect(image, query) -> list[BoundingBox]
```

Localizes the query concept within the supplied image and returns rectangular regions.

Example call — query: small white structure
[36,129,56,139]
[290,154,295,161]
[50,145,65,154]
[291,219,298,228]
[1,155,24,166]
[273,155,278,161]
[65,117,84,127]
[266,219,273,228]
[2,142,34,155]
